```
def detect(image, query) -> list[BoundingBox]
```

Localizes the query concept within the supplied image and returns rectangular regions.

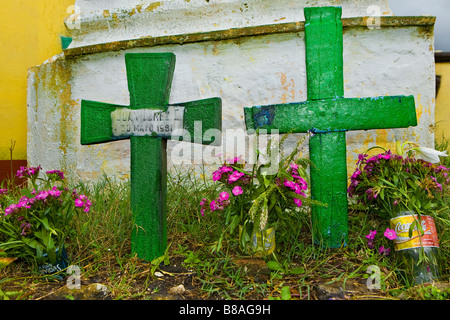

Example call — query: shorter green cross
[81,53,222,261]
[244,7,417,248]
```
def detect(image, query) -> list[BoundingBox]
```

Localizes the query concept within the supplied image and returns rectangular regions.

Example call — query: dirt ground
[1,255,404,301]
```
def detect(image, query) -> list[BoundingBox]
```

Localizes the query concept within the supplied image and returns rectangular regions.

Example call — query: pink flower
[294,198,302,207]
[46,169,65,180]
[220,166,233,173]
[228,171,245,183]
[284,180,296,189]
[219,192,229,202]
[212,170,222,181]
[232,186,243,196]
[74,198,84,207]
[48,186,62,198]
[227,157,240,164]
[384,228,397,240]
[75,194,92,212]
[35,191,49,201]
[4,204,18,216]
[210,200,218,212]
[366,230,377,240]
[290,163,299,173]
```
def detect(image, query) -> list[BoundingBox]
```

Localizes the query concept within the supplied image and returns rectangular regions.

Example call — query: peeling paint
[145,2,163,12]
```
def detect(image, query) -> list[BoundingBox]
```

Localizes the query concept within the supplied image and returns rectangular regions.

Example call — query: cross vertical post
[81,53,222,261]
[243,6,417,248]
[305,7,348,247]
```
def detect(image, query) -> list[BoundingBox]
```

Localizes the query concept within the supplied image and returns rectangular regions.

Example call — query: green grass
[1,142,450,299]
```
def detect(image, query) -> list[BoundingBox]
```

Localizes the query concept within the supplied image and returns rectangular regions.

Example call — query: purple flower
[366,230,377,249]
[20,222,31,236]
[379,246,390,256]
[357,153,368,165]
[0,189,8,196]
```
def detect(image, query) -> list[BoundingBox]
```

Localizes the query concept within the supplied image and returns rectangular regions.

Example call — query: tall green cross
[80,53,222,261]
[244,7,417,248]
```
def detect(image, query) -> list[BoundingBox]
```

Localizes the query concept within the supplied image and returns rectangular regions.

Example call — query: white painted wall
[28,0,435,181]
[67,0,393,48]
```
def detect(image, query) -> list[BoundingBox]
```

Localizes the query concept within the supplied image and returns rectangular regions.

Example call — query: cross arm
[80,97,222,145]
[244,95,417,134]
[173,97,222,145]
[80,99,126,145]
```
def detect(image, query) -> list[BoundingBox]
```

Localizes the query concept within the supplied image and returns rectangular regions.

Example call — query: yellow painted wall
[436,61,450,143]
[0,0,75,161]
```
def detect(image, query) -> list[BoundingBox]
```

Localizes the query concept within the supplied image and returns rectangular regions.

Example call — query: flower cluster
[16,166,42,179]
[201,157,309,217]
[74,193,92,213]
[198,144,314,255]
[0,166,92,264]
[348,147,449,218]
[45,170,65,181]
[201,157,251,215]
[282,163,308,207]
[365,228,397,256]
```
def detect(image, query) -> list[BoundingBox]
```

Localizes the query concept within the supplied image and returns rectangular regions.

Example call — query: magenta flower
[75,194,92,213]
[384,228,397,240]
[35,190,50,201]
[220,166,233,173]
[212,170,222,181]
[366,230,377,240]
[0,189,8,196]
[232,186,243,196]
[290,163,299,173]
[16,166,42,178]
[219,192,229,202]
[46,169,65,180]
[227,157,240,164]
[210,200,218,212]
[228,171,245,183]
[4,204,18,216]
[294,198,302,207]
[75,198,84,207]
[284,180,296,189]
[366,230,377,249]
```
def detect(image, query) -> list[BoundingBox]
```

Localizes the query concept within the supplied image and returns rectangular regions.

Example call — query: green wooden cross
[80,53,222,261]
[244,7,417,248]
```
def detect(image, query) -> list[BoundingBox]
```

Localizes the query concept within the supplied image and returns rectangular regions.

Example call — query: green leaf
[281,286,291,300]
[289,266,305,275]
[267,261,284,272]
[230,215,241,234]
